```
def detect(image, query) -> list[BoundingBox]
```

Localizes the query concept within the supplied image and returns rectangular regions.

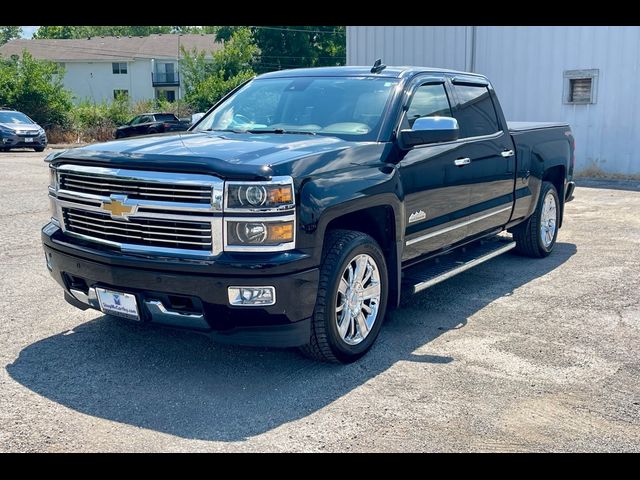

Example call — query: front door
[449,78,515,236]
[399,79,475,261]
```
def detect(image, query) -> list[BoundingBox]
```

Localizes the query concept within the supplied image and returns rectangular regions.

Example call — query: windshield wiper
[246,128,316,135]
[202,128,246,133]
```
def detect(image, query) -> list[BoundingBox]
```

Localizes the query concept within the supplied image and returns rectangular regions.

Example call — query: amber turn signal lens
[268,186,293,204]
[267,222,294,242]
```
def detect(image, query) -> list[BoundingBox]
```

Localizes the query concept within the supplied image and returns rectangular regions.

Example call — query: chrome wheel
[335,253,381,346]
[540,191,558,248]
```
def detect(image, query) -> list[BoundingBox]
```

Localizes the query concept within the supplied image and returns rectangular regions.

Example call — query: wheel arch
[320,199,403,309]
[542,165,566,228]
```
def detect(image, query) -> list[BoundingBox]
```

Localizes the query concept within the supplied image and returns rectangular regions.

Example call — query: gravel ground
[1,149,638,452]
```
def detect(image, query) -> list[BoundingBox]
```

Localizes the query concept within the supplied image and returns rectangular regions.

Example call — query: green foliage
[33,26,215,39]
[181,27,258,112]
[0,26,22,46]
[0,52,72,127]
[216,26,346,73]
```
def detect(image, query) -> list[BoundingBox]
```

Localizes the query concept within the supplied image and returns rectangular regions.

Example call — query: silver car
[0,109,48,152]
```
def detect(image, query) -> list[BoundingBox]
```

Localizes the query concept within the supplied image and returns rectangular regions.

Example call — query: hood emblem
[101,195,137,220]
[409,210,426,223]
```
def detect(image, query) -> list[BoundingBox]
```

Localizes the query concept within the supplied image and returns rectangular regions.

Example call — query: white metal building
[0,34,221,105]
[347,26,640,175]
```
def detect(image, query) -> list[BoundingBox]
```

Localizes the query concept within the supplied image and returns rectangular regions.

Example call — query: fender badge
[409,210,426,223]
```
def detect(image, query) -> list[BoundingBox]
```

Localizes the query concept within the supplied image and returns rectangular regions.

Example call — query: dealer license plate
[95,287,140,321]
[24,137,33,142]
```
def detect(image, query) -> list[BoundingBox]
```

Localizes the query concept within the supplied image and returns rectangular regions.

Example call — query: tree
[181,27,258,112]
[216,26,346,73]
[0,26,22,46]
[0,52,72,127]
[33,26,213,39]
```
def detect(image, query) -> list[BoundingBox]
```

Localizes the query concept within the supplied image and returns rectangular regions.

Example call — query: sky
[20,26,39,39]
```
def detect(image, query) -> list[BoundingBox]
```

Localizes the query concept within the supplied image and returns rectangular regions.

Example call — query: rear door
[140,115,155,134]
[399,76,475,261]
[448,76,516,236]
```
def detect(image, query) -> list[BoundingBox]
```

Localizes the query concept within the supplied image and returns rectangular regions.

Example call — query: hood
[0,122,41,132]
[52,131,375,180]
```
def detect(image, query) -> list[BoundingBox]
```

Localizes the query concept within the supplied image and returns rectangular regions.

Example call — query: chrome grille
[59,171,212,204]
[52,164,224,256]
[63,208,212,251]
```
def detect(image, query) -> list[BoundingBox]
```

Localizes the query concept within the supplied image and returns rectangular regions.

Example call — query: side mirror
[399,116,459,149]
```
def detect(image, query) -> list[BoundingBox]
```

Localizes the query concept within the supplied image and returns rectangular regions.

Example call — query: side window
[406,83,452,128]
[453,84,501,138]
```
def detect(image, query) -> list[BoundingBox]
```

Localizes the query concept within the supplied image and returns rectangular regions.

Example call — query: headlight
[49,196,60,226]
[48,166,60,225]
[223,177,296,252]
[226,219,295,247]
[48,166,58,191]
[234,221,293,244]
[0,126,14,137]
[225,177,294,211]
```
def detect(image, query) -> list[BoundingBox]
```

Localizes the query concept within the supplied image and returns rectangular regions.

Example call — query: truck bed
[508,121,570,132]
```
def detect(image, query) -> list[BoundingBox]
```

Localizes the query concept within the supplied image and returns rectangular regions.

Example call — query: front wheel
[34,147,45,152]
[300,230,388,363]
[512,181,560,258]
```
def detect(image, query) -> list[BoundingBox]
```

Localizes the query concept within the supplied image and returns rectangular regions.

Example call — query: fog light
[227,286,276,306]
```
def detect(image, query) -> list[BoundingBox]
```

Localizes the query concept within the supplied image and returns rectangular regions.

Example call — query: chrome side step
[403,239,516,294]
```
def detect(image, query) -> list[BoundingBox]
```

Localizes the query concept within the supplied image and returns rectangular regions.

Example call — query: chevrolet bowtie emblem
[101,195,137,219]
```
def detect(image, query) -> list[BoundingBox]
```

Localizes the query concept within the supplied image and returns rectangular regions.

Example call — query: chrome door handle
[454,157,471,166]
[501,149,515,157]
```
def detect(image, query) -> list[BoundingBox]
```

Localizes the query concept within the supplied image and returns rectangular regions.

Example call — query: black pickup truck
[43,65,575,363]
[114,112,190,139]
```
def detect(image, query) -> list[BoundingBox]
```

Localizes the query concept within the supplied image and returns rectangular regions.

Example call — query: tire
[300,230,388,363]
[34,147,45,152]
[512,181,560,258]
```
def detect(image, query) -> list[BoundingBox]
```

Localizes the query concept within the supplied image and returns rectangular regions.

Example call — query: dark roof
[0,34,221,62]
[258,65,486,79]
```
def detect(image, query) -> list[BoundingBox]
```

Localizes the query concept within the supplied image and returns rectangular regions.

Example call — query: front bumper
[1,133,47,149]
[42,224,319,347]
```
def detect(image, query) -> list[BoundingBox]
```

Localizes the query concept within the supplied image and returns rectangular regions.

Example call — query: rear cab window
[451,83,501,138]
[154,114,177,122]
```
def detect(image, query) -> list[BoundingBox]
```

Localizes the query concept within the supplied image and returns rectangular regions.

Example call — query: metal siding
[348,26,640,174]
[346,26,468,71]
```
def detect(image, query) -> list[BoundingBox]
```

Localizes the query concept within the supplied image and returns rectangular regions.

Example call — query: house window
[113,89,129,100]
[564,69,598,104]
[112,62,128,74]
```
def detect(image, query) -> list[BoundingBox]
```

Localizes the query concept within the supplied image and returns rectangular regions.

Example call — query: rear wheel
[512,181,560,258]
[300,230,388,363]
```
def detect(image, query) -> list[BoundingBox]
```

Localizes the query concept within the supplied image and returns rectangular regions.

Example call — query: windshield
[194,76,399,141]
[0,111,34,124]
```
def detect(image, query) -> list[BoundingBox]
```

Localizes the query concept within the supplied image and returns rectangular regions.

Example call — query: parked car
[0,108,48,152]
[114,113,190,139]
[43,64,575,363]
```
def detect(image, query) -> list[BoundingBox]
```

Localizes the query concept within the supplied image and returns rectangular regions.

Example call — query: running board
[402,238,516,294]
